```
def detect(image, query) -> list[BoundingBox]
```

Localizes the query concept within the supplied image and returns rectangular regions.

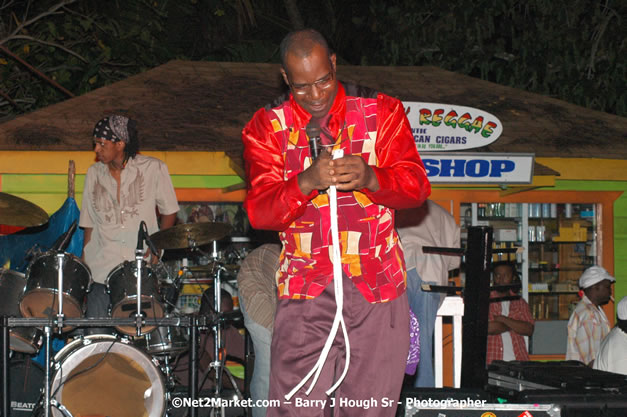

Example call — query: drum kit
[0,193,249,417]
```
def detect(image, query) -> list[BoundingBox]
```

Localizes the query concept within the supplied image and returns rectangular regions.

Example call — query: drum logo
[11,401,37,411]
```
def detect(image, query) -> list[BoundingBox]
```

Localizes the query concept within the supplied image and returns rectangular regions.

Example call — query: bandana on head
[93,115,130,143]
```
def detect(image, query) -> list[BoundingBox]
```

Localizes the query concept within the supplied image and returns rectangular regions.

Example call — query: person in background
[594,295,627,374]
[396,200,460,386]
[79,114,179,330]
[236,243,281,417]
[566,265,615,366]
[486,261,534,365]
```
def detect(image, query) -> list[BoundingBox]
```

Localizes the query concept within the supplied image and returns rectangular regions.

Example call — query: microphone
[52,221,78,252]
[306,120,322,160]
[136,220,147,252]
[144,229,160,258]
[306,120,327,194]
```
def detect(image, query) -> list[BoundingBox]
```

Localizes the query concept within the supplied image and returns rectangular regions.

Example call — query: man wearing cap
[80,115,179,321]
[566,265,615,366]
[594,296,627,375]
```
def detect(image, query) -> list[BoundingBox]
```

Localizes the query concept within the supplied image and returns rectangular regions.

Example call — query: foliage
[0,0,264,121]
[0,0,625,121]
[354,0,626,116]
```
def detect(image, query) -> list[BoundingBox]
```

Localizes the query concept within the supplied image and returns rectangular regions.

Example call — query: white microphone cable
[285,149,350,401]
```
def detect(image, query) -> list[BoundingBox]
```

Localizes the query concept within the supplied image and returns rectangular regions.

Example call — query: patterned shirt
[236,243,281,330]
[79,154,179,284]
[566,295,611,365]
[486,296,534,365]
[242,82,431,303]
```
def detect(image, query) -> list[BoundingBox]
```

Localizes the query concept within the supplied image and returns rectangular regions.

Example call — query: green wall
[3,173,626,315]
[552,180,627,316]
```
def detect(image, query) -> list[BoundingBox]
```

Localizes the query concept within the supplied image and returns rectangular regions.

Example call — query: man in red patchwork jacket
[242,29,431,416]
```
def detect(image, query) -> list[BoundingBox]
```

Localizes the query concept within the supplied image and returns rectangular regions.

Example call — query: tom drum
[106,261,165,335]
[20,251,92,331]
[0,269,42,353]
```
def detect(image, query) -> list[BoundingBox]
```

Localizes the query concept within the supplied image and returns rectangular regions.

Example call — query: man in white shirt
[594,296,627,375]
[79,115,179,326]
[566,266,615,366]
[396,200,460,387]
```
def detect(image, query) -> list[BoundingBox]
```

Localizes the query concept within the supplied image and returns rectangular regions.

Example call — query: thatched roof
[1,60,626,172]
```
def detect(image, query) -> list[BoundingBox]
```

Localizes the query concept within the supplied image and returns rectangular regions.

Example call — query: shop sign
[402,102,503,151]
[422,153,534,184]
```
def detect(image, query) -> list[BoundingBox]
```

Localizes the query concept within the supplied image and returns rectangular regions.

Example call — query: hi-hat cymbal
[0,192,49,227]
[150,222,232,250]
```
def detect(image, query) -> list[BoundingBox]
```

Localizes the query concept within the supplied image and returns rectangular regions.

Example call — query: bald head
[280,29,331,67]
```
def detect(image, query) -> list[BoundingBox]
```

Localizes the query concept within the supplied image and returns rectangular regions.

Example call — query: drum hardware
[200,263,245,417]
[134,315,189,357]
[2,315,205,417]
[134,221,149,337]
[159,229,241,417]
[0,192,49,227]
[160,226,246,416]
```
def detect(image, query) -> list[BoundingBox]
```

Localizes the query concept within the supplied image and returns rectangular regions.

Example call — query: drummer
[79,115,179,331]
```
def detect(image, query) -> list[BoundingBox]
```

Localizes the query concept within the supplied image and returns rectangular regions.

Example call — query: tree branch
[0,44,74,97]
[283,0,304,30]
[8,34,89,63]
[586,2,617,80]
[0,88,20,110]
[0,0,16,13]
[0,0,78,45]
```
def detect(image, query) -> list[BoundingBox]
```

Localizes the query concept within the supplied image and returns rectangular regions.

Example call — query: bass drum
[0,359,44,417]
[50,335,165,417]
[0,269,43,354]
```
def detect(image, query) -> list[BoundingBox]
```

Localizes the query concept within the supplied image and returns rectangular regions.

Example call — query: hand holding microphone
[306,120,323,160]
[297,120,333,195]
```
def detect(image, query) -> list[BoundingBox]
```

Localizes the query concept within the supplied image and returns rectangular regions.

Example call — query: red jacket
[242,82,431,303]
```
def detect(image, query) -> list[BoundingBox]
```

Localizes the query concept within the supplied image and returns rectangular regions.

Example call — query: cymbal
[0,192,49,227]
[150,222,232,250]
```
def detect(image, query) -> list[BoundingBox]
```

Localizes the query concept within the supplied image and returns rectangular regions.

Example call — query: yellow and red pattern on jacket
[242,82,431,304]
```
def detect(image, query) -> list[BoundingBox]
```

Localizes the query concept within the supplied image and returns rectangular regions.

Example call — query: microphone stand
[135,221,147,336]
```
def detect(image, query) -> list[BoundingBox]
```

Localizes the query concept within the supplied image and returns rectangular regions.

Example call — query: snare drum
[106,261,165,335]
[20,251,92,331]
[50,334,165,417]
[135,315,188,356]
[0,269,43,354]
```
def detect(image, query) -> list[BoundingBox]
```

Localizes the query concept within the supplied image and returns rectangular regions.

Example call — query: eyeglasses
[290,72,335,96]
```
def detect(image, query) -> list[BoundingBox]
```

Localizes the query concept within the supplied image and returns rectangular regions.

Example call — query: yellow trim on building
[0,151,239,176]
[537,158,627,181]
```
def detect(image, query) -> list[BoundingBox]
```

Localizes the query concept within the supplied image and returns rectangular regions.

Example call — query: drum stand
[0,248,204,417]
[185,241,246,417]
[3,314,203,417]
[47,252,70,417]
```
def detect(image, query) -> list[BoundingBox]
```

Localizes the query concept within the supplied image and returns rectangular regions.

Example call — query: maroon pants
[267,277,409,417]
